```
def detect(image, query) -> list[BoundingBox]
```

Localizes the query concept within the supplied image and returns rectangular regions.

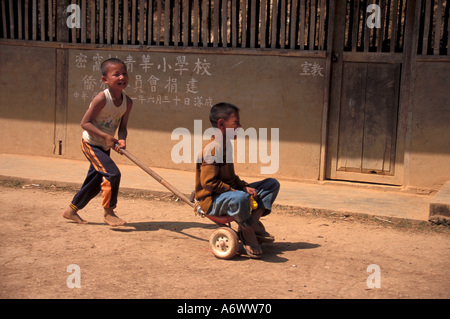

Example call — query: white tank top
[82,89,127,150]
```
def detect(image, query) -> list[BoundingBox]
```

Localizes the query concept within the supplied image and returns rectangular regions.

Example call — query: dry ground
[0,180,449,300]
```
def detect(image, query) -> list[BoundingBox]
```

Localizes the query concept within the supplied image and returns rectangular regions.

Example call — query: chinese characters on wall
[300,61,324,77]
[72,51,215,108]
[70,50,325,113]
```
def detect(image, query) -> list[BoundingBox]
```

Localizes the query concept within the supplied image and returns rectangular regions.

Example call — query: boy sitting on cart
[194,102,280,258]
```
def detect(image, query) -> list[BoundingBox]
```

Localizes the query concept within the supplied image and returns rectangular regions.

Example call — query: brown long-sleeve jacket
[194,138,248,214]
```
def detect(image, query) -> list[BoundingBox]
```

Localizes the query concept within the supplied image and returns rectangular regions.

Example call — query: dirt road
[0,181,449,300]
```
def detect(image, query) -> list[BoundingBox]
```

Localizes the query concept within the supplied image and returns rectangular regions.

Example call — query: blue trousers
[70,139,121,212]
[208,178,280,226]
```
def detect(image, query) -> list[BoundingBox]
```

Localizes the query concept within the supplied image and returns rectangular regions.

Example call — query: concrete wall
[1,44,327,183]
[0,45,56,156]
[408,62,450,191]
[65,49,326,182]
[1,43,449,191]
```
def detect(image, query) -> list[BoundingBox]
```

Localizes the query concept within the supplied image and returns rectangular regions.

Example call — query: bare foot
[104,209,126,226]
[254,221,275,243]
[239,226,262,257]
[62,206,88,224]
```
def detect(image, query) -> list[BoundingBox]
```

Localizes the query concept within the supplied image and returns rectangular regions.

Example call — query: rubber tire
[209,227,239,259]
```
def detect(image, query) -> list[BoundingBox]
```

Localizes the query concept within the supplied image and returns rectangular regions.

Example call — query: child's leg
[81,142,125,226]
[209,191,262,256]
[208,190,251,224]
[248,178,280,216]
[63,140,125,226]
[71,163,103,211]
[62,162,102,223]
[79,140,121,211]
[248,178,280,241]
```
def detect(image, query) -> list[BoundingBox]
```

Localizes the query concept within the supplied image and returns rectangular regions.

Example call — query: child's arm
[116,96,133,151]
[200,163,232,194]
[80,92,118,149]
[232,174,256,196]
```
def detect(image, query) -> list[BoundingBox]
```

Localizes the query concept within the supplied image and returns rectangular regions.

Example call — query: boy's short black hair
[101,58,126,76]
[209,102,240,128]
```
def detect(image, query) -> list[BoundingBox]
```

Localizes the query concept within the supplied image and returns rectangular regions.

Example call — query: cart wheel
[209,227,239,259]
